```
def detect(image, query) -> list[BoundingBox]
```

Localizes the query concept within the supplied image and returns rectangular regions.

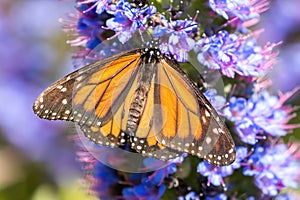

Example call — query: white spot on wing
[206,137,212,144]
[201,116,207,123]
[213,128,219,134]
[62,99,68,105]
[76,76,83,81]
[205,110,210,117]
[136,145,142,150]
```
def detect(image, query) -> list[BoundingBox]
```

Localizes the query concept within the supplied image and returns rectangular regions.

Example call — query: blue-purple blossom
[224,89,299,144]
[60,3,111,60]
[122,158,182,199]
[179,192,227,200]
[197,161,234,186]
[64,5,107,47]
[243,144,299,196]
[78,0,111,14]
[105,0,156,43]
[121,162,177,199]
[206,193,228,200]
[195,30,276,78]
[204,89,226,111]
[178,191,200,200]
[153,19,197,62]
[93,161,119,199]
[209,0,269,23]
[197,147,248,186]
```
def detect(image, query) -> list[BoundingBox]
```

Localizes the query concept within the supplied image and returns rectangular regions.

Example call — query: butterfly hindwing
[153,58,236,165]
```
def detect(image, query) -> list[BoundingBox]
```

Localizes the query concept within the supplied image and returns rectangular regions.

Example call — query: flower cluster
[77,147,182,200]
[197,147,248,186]
[60,0,300,199]
[243,144,299,196]
[153,18,198,62]
[209,0,270,27]
[224,89,300,144]
[63,0,199,62]
[195,30,277,78]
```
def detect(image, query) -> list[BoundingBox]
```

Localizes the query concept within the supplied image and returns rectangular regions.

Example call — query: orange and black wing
[153,58,236,166]
[33,50,143,147]
[33,49,180,159]
[33,48,235,165]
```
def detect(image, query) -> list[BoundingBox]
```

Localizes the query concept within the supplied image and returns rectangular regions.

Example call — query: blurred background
[0,0,299,200]
[0,0,96,199]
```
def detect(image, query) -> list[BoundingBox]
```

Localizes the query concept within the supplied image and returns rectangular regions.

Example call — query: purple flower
[154,19,197,62]
[62,6,108,47]
[93,161,119,199]
[77,145,184,200]
[121,166,171,200]
[209,0,269,24]
[243,144,299,196]
[197,161,234,186]
[60,3,113,64]
[106,0,156,43]
[76,149,120,199]
[204,89,227,111]
[122,157,183,199]
[270,43,300,92]
[122,175,166,200]
[224,89,299,144]
[206,193,227,200]
[78,0,111,14]
[179,192,227,200]
[196,30,277,78]
[197,147,248,186]
[178,191,200,200]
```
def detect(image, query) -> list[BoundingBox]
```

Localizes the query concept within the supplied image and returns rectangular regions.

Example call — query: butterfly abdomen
[126,49,158,135]
[126,87,147,133]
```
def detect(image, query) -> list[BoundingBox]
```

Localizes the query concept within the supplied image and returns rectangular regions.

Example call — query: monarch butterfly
[33,42,236,166]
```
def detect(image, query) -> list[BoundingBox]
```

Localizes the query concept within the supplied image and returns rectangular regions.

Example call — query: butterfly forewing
[33,51,139,121]
[33,48,236,166]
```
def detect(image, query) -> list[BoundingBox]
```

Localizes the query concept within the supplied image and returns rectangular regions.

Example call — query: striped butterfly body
[33,46,236,166]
